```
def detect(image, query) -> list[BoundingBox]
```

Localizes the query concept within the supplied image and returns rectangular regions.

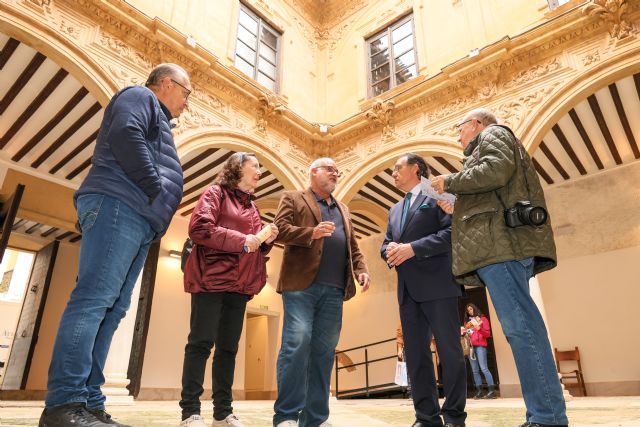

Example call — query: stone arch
[336,137,462,203]
[521,45,640,154]
[0,11,120,106]
[177,128,305,192]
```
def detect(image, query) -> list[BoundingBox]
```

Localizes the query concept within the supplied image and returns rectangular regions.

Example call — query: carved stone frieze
[190,89,226,114]
[581,49,601,66]
[583,0,636,40]
[58,17,81,40]
[256,94,286,133]
[502,57,561,89]
[98,31,153,70]
[432,82,563,139]
[495,82,563,130]
[173,108,221,135]
[365,100,396,140]
[24,0,52,11]
[106,64,146,88]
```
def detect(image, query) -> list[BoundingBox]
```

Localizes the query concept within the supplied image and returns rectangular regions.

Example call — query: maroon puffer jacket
[183,185,271,295]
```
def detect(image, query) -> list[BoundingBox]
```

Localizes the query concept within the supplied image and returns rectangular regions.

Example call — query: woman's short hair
[214,152,257,189]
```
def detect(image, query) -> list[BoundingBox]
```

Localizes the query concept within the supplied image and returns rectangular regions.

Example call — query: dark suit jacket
[380,192,462,304]
[274,188,368,301]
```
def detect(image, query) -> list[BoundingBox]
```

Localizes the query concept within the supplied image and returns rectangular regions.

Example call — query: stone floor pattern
[1,397,640,426]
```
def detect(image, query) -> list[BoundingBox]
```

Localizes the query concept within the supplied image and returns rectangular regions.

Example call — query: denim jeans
[45,194,155,409]
[273,283,344,427]
[180,292,249,421]
[477,258,568,425]
[469,346,494,386]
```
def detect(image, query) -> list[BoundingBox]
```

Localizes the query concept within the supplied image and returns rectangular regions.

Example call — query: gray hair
[309,157,335,178]
[145,63,188,87]
[467,108,498,127]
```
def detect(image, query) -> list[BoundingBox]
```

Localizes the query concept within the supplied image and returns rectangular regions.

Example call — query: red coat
[468,315,491,347]
[183,185,271,295]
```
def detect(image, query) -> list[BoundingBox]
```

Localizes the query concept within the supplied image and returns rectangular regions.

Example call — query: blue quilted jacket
[75,86,184,238]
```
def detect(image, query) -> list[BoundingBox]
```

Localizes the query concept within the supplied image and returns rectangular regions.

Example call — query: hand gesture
[312,221,335,240]
[386,243,415,267]
[265,223,279,244]
[358,272,371,292]
[431,175,446,194]
[244,234,261,253]
[437,200,454,215]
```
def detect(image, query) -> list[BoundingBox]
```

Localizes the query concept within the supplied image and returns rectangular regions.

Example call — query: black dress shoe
[519,422,568,427]
[444,423,465,427]
[39,403,109,427]
[86,408,132,427]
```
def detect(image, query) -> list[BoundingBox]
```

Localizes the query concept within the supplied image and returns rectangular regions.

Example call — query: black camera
[504,201,548,228]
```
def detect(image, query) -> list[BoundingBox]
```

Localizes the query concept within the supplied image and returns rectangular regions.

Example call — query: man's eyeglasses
[456,119,475,130]
[171,79,191,99]
[315,166,342,177]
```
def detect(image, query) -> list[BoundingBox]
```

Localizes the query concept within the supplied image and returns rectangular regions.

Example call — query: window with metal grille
[366,14,418,98]
[234,4,281,92]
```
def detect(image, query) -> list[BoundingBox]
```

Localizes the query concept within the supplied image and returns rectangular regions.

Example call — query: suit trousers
[400,291,467,426]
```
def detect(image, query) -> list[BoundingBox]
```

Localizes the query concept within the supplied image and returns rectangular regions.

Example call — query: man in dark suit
[381,153,466,427]
[272,157,370,427]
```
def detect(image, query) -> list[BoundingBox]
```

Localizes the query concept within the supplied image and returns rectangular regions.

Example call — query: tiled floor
[2,397,640,426]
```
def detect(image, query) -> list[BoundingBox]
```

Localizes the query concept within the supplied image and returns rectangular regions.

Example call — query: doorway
[0,248,36,387]
[459,286,500,393]
[244,308,279,400]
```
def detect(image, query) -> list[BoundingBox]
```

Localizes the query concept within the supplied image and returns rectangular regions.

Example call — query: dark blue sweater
[75,86,183,237]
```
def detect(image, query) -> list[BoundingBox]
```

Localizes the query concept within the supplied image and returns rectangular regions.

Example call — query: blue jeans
[273,283,344,427]
[469,346,494,386]
[477,258,568,426]
[45,194,155,409]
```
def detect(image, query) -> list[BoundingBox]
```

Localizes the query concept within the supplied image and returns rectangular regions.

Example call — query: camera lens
[526,206,548,226]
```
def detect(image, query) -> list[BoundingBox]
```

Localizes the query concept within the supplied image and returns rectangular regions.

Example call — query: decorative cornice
[583,0,636,40]
[256,94,286,133]
[365,100,396,140]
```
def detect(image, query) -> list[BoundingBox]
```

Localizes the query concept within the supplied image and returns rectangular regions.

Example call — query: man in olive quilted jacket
[431,108,567,427]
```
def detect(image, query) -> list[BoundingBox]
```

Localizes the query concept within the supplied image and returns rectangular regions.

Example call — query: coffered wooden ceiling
[2,32,640,241]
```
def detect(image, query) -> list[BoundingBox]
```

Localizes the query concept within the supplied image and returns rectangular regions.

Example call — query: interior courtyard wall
[125,0,321,121]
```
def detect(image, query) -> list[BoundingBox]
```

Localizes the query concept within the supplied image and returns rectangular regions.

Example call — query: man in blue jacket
[39,63,190,427]
[381,153,466,427]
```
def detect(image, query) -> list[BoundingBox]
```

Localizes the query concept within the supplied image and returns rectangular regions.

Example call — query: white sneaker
[275,421,298,427]
[180,415,207,427]
[211,414,245,427]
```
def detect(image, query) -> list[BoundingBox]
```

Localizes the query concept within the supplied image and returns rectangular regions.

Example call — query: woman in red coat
[462,303,497,399]
[179,152,278,427]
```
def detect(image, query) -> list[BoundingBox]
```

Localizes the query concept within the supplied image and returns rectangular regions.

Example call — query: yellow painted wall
[123,0,554,122]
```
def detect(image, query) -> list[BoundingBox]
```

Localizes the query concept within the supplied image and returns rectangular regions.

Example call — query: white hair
[309,157,335,178]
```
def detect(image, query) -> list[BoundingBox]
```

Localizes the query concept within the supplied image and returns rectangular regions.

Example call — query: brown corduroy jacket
[273,188,369,301]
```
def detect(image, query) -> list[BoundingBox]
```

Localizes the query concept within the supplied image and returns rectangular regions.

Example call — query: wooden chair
[554,346,587,396]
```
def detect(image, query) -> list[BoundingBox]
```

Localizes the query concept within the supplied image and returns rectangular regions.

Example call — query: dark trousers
[400,293,467,426]
[180,292,249,421]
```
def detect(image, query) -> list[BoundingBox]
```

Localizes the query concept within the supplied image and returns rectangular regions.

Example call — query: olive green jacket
[444,125,557,286]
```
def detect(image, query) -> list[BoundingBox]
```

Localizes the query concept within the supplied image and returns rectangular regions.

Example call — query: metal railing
[334,337,400,398]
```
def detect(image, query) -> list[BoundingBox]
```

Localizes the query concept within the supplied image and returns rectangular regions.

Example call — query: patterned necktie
[400,192,412,231]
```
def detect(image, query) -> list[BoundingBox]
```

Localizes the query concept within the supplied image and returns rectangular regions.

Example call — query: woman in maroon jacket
[462,303,497,399]
[179,152,278,427]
